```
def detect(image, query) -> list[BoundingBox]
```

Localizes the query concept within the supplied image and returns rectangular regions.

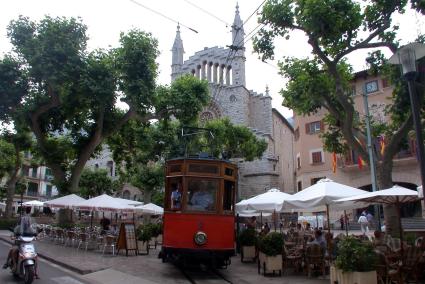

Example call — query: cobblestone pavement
[0,230,329,284]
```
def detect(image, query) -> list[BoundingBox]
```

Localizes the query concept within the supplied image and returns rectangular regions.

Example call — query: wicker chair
[305,244,325,277]
[401,246,422,283]
[102,235,116,256]
[55,229,65,244]
[283,247,303,275]
[65,231,77,247]
[77,233,90,251]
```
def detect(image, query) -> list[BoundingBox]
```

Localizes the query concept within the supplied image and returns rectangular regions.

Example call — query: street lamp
[389,42,425,207]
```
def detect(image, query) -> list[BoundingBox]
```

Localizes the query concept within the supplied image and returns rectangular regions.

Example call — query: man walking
[358,213,369,234]
[366,211,374,229]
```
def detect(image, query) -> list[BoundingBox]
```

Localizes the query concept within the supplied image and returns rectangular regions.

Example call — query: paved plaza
[0,230,329,284]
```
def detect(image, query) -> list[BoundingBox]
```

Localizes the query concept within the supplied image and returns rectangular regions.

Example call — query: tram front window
[187,179,217,212]
[167,177,182,211]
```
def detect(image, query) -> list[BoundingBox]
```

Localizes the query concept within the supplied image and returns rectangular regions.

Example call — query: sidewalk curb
[0,236,94,275]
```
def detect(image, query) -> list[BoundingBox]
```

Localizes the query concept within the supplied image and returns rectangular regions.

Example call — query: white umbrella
[135,203,163,215]
[115,197,144,206]
[285,178,369,211]
[285,178,369,234]
[237,210,272,217]
[335,185,420,256]
[336,185,420,205]
[44,194,86,209]
[235,188,292,212]
[22,200,44,207]
[76,194,134,212]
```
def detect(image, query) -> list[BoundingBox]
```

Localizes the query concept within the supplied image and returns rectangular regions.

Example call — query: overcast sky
[1,0,424,118]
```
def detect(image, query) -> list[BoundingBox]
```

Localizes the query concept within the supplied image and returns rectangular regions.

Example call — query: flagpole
[362,87,382,230]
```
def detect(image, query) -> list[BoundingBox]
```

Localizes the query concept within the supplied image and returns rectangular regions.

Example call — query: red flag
[358,156,364,170]
[380,135,385,155]
[332,152,337,173]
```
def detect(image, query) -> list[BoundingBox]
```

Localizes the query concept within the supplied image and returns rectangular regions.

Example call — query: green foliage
[404,232,417,246]
[136,224,153,242]
[335,236,378,272]
[0,218,18,230]
[78,168,118,198]
[0,138,15,178]
[56,222,75,230]
[204,118,268,161]
[239,228,257,246]
[130,162,164,201]
[1,16,211,194]
[151,190,164,206]
[258,232,284,256]
[253,0,425,192]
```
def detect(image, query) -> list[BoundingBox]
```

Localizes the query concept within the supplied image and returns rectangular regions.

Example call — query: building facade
[293,71,423,217]
[170,5,295,199]
[0,152,59,215]
[85,146,144,201]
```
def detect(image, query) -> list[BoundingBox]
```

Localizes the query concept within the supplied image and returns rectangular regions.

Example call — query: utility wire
[243,0,267,26]
[182,0,230,27]
[129,0,198,33]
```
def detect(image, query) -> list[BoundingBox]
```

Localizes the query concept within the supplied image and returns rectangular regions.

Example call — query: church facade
[170,5,295,199]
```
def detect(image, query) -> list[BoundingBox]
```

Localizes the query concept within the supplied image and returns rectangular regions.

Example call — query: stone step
[332,218,425,231]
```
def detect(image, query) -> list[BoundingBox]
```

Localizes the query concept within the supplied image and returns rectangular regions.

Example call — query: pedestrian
[339,214,344,230]
[358,213,369,234]
[262,222,270,234]
[366,211,374,229]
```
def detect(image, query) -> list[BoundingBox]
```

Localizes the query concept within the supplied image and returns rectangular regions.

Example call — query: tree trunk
[5,177,18,218]
[5,148,21,218]
[57,208,74,225]
[376,162,400,237]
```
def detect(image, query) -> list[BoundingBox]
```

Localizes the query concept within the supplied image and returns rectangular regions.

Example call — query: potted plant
[257,232,284,276]
[145,223,159,249]
[155,222,163,245]
[136,225,152,255]
[332,236,378,284]
[239,228,257,262]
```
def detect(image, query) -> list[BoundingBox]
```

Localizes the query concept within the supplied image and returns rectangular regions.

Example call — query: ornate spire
[171,24,184,82]
[232,2,243,34]
[172,24,184,55]
[265,85,270,96]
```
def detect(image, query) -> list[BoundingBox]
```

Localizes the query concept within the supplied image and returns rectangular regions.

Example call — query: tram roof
[166,156,236,164]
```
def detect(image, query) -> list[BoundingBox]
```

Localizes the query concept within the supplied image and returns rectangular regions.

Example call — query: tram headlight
[194,231,207,245]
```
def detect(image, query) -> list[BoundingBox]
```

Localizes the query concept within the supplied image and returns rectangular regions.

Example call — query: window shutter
[320,120,325,131]
[305,123,310,134]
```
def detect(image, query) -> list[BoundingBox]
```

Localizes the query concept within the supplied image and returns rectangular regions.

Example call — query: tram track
[177,264,233,284]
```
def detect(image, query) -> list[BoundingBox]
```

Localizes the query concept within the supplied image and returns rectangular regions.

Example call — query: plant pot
[137,241,149,255]
[156,234,163,245]
[258,251,282,276]
[149,238,157,249]
[241,246,256,262]
[330,266,377,284]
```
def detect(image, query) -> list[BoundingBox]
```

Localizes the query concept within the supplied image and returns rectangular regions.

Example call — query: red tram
[160,157,237,267]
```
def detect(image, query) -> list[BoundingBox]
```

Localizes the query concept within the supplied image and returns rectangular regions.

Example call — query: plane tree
[253,0,424,235]
[0,16,209,195]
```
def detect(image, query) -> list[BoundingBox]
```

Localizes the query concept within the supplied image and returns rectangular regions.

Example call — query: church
[170,5,295,199]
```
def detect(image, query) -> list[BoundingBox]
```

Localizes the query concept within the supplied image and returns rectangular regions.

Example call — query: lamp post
[362,87,382,230]
[389,43,425,208]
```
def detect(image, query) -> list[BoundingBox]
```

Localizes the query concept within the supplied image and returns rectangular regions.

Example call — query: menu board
[116,223,138,256]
